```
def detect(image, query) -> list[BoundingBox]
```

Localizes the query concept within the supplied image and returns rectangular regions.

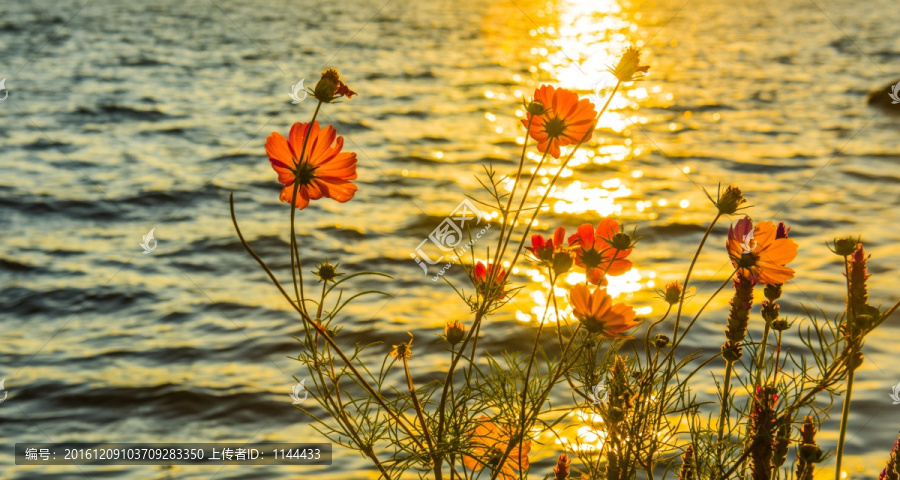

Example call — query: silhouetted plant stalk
[229,55,900,480]
[796,416,825,480]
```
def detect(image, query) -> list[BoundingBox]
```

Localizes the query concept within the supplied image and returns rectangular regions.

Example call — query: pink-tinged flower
[553,453,571,479]
[726,217,797,285]
[568,220,633,285]
[569,284,638,338]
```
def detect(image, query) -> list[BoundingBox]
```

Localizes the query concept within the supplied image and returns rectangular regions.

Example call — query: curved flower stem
[289,100,323,317]
[230,195,426,452]
[673,212,723,339]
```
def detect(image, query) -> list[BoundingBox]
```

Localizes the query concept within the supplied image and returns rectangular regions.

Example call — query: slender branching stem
[230,195,426,452]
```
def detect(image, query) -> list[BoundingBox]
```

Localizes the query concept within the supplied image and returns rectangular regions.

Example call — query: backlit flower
[522,85,597,159]
[472,261,507,299]
[528,226,574,274]
[568,220,633,285]
[553,453,571,480]
[569,284,638,338]
[463,415,531,480]
[610,46,650,83]
[266,121,358,209]
[726,217,797,285]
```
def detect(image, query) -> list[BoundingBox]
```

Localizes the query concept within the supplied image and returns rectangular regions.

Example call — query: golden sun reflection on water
[479,0,699,465]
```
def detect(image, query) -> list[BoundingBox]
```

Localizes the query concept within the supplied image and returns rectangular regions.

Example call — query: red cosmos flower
[527,226,568,262]
[265,121,358,210]
[472,261,507,299]
[568,220,633,285]
[522,85,597,159]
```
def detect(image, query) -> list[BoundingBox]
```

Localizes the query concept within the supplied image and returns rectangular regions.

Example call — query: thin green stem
[835,254,855,480]
[404,354,441,480]
[490,115,534,272]
[515,272,558,480]
[673,212,723,338]
[230,195,426,452]
[716,360,735,445]
[755,321,771,386]
[289,100,323,317]
[834,369,855,480]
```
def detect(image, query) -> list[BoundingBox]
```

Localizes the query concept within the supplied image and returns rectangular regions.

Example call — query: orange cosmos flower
[472,261,507,299]
[568,220,633,285]
[569,284,638,338]
[463,415,531,480]
[522,85,597,159]
[726,217,798,285]
[265,121,358,209]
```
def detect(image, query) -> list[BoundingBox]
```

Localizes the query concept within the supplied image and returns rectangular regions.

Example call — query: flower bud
[761,301,780,323]
[764,283,783,302]
[772,319,790,331]
[553,453,571,480]
[654,334,671,349]
[312,260,342,283]
[443,320,466,345]
[525,99,547,116]
[663,282,683,305]
[716,185,747,215]
[552,251,574,275]
[389,334,413,359]
[314,68,356,103]
[722,343,743,363]
[830,236,860,256]
[610,231,633,251]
